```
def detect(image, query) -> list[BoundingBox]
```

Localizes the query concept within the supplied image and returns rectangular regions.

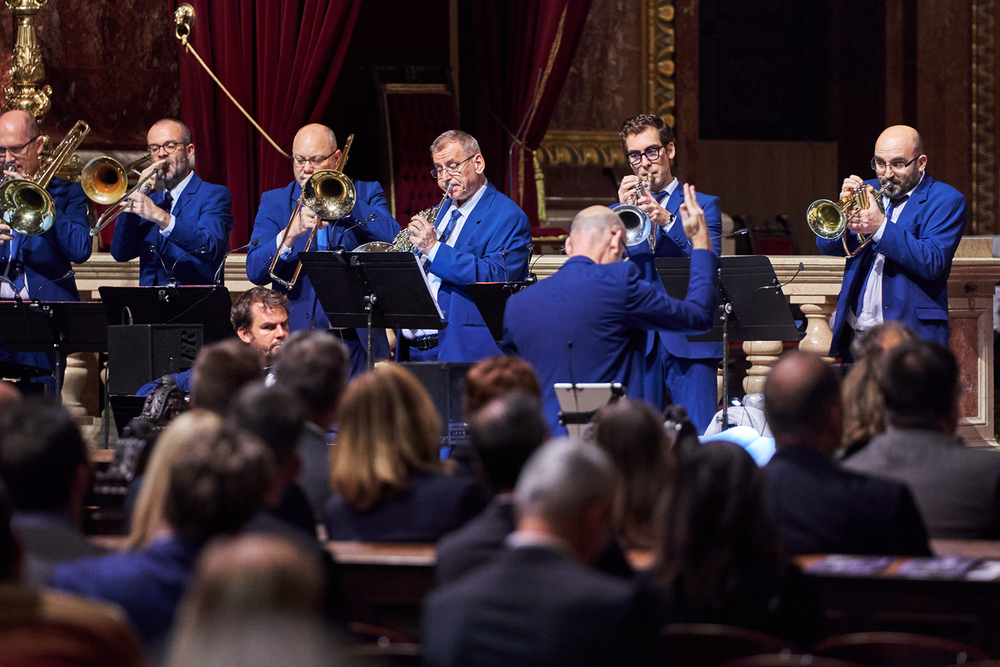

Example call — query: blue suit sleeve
[624,248,719,333]
[875,191,967,282]
[47,181,91,264]
[246,192,286,284]
[167,184,234,263]
[110,211,156,262]
[428,206,532,286]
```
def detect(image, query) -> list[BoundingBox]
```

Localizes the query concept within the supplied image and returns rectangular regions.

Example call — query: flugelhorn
[616,174,654,248]
[83,154,158,236]
[355,192,449,253]
[268,135,356,290]
[806,182,889,257]
[0,120,90,236]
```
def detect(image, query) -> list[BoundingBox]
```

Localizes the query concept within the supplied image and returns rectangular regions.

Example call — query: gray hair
[514,437,616,526]
[430,130,481,158]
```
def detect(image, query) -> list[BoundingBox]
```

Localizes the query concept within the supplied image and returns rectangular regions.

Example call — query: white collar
[442,178,490,224]
[168,170,196,203]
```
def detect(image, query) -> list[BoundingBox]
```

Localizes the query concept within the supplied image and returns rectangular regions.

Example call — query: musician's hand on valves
[409,214,437,255]
[678,183,710,251]
[617,175,640,205]
[847,186,886,235]
[636,191,673,228]
[840,174,865,201]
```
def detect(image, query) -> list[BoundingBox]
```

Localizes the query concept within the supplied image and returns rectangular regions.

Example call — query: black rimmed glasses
[626,145,663,165]
[871,156,919,172]
[148,141,190,155]
[0,136,39,157]
[292,151,337,167]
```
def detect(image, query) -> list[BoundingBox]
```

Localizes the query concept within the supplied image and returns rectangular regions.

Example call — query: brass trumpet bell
[81,157,129,205]
[806,183,888,258]
[0,179,55,236]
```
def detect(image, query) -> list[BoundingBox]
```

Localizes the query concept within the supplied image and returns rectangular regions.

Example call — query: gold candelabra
[4,0,52,121]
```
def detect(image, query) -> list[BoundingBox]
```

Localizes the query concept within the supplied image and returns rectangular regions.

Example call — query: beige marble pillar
[742,340,784,395]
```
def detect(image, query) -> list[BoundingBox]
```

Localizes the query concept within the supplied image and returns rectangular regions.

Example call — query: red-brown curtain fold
[470,0,591,226]
[174,0,361,248]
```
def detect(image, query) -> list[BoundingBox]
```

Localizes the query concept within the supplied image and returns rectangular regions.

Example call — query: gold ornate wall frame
[538,0,675,169]
[971,0,996,235]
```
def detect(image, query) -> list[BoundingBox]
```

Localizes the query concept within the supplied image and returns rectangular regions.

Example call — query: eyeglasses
[626,145,664,165]
[148,141,189,155]
[431,154,476,179]
[292,151,337,167]
[870,156,919,172]
[0,136,39,157]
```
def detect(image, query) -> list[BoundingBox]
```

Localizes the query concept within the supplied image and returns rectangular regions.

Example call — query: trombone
[82,154,159,236]
[268,134,357,290]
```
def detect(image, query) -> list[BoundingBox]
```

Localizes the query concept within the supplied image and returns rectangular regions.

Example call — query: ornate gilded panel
[971,0,996,235]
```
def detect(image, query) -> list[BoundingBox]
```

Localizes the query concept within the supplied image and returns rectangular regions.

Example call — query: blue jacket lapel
[452,183,495,251]
[892,174,934,231]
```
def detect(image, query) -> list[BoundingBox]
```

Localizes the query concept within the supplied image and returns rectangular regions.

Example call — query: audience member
[0,400,107,586]
[761,351,931,556]
[0,381,21,411]
[51,419,274,648]
[272,330,349,513]
[422,437,658,667]
[649,439,825,647]
[840,321,917,457]
[593,398,675,550]
[462,355,541,416]
[323,363,488,542]
[0,485,145,667]
[230,382,313,533]
[844,341,1000,538]
[189,338,264,414]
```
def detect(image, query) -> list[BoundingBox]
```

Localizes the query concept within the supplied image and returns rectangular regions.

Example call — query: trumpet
[806,182,889,257]
[268,135,356,289]
[616,174,654,248]
[83,155,159,236]
[0,120,90,236]
[355,192,449,253]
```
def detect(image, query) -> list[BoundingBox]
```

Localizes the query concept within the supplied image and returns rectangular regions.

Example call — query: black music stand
[0,300,108,395]
[299,250,445,370]
[655,255,801,429]
[464,282,533,342]
[99,286,233,344]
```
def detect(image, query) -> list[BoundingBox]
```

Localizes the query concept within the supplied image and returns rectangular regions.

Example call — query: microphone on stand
[166,246,208,286]
[214,237,259,285]
[149,244,171,282]
[29,270,76,303]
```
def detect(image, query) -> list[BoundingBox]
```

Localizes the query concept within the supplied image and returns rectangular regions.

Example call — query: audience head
[880,340,960,433]
[191,339,264,414]
[0,381,21,412]
[331,363,441,511]
[842,321,917,450]
[764,351,841,453]
[127,410,222,549]
[655,440,781,611]
[469,392,548,493]
[463,355,541,417]
[0,398,88,517]
[230,383,307,501]
[165,421,274,542]
[273,330,348,429]
[593,399,675,550]
[566,206,627,264]
[514,437,616,564]
[0,484,19,582]
[231,287,290,363]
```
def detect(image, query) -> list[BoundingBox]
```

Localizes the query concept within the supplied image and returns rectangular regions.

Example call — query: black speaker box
[401,361,473,447]
[107,324,203,395]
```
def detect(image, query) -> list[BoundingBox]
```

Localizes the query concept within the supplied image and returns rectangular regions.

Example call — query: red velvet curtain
[174,0,361,248]
[470,0,592,227]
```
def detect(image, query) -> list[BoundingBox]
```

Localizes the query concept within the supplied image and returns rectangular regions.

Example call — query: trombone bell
[81,157,129,205]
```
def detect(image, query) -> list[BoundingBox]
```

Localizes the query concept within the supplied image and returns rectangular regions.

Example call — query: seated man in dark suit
[844,340,1000,538]
[503,190,718,435]
[50,421,273,648]
[423,437,658,667]
[0,399,107,585]
[762,351,931,556]
[110,118,234,286]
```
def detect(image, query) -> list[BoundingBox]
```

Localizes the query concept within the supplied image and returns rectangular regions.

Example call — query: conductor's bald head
[764,351,842,453]
[565,206,626,264]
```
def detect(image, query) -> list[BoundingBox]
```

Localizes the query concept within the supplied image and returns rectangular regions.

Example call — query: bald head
[291,124,340,188]
[877,125,923,156]
[0,110,38,140]
[764,351,842,451]
[0,110,43,176]
[565,206,626,264]
[874,125,927,198]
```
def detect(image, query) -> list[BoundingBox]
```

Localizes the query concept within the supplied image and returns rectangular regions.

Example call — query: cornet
[616,174,654,248]
[83,155,160,236]
[806,182,889,257]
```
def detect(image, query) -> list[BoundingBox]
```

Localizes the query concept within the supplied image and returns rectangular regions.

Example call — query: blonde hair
[330,363,441,511]
[126,410,224,550]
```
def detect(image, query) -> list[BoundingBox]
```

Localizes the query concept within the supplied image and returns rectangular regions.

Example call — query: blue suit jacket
[0,178,90,301]
[428,182,532,362]
[502,250,719,434]
[817,174,966,356]
[245,179,399,335]
[110,173,234,286]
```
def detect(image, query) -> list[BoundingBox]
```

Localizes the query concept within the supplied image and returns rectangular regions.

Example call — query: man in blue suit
[614,114,723,432]
[0,110,92,386]
[402,130,532,362]
[110,118,233,286]
[503,191,719,435]
[245,124,400,377]
[819,125,966,359]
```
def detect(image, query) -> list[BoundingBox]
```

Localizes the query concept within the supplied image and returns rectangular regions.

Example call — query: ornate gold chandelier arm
[173,4,290,159]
